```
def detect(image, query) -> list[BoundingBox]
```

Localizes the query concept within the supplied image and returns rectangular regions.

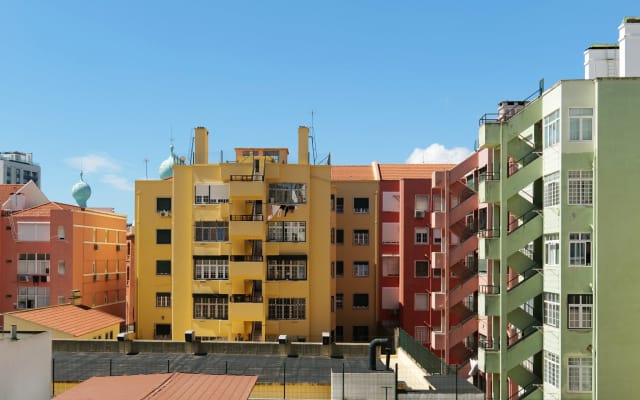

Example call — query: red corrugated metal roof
[5,304,124,337]
[377,163,455,180]
[54,373,258,400]
[331,165,375,181]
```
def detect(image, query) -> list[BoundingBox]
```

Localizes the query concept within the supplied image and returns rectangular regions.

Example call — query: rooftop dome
[71,172,91,208]
[159,144,178,180]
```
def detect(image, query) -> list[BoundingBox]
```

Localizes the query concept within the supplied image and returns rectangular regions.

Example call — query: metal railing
[478,337,499,351]
[479,285,500,295]
[507,150,541,177]
[230,255,263,262]
[507,324,541,349]
[479,171,500,182]
[230,174,264,181]
[478,229,500,239]
[229,214,264,221]
[507,207,541,234]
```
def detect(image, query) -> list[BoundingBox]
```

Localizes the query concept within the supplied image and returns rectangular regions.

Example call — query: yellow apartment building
[135,127,335,342]
[331,165,378,342]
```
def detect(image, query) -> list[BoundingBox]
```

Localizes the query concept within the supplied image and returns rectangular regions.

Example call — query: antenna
[310,111,318,165]
[144,158,149,179]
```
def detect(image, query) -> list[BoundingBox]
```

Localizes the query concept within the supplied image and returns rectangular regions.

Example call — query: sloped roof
[54,373,258,400]
[331,165,375,181]
[377,163,455,180]
[5,304,124,337]
[0,184,23,204]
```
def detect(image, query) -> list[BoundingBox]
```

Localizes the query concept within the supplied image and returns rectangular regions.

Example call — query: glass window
[544,234,560,266]
[336,197,344,213]
[382,256,400,277]
[414,293,429,311]
[267,256,307,281]
[544,351,560,387]
[193,295,228,320]
[156,229,171,244]
[544,109,560,148]
[353,293,369,309]
[353,229,369,245]
[156,260,171,275]
[569,108,593,141]
[569,233,591,266]
[353,261,369,277]
[568,294,592,329]
[544,172,560,207]
[268,183,306,204]
[568,357,592,392]
[268,298,306,320]
[336,261,344,277]
[267,221,306,242]
[415,227,429,244]
[415,260,429,278]
[568,171,593,205]
[194,221,228,242]
[194,256,228,280]
[156,197,172,213]
[353,197,369,213]
[543,292,560,327]
[336,229,344,245]
[156,292,171,307]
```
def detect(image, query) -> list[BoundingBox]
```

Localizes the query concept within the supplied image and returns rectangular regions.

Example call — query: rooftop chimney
[619,17,640,77]
[298,126,309,165]
[194,127,209,165]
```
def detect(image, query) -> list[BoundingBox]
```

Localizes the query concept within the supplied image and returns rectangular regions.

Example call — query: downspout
[369,337,389,370]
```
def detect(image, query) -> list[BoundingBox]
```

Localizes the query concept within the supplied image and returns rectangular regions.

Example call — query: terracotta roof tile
[0,184,23,204]
[6,304,124,337]
[331,165,375,181]
[377,163,455,180]
[54,373,258,400]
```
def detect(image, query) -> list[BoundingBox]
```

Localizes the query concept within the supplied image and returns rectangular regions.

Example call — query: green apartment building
[476,17,640,400]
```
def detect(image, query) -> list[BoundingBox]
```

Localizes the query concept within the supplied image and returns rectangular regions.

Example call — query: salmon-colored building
[0,180,128,328]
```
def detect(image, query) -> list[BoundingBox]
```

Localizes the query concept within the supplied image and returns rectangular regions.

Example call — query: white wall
[0,331,52,400]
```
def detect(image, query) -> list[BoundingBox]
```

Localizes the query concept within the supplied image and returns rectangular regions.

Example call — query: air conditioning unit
[18,274,30,282]
[414,210,425,218]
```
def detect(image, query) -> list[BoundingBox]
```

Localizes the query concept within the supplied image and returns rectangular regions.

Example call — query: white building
[0,151,41,187]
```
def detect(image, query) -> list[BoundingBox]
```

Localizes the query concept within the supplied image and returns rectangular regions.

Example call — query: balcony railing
[478,229,500,239]
[507,324,541,348]
[231,294,263,303]
[507,207,540,234]
[230,214,264,221]
[230,174,264,181]
[479,285,500,295]
[230,255,263,262]
[479,337,499,351]
[507,150,541,177]
[479,171,500,182]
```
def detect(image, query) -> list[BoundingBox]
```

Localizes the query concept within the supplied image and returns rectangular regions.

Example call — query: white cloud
[102,174,134,192]
[66,154,122,174]
[405,143,472,164]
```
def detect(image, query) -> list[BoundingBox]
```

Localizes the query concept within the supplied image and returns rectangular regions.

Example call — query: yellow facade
[135,127,335,342]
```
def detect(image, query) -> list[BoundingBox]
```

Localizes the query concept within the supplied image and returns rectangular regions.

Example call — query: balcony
[431,292,446,311]
[229,256,264,279]
[229,174,265,198]
[478,172,500,204]
[193,241,231,256]
[431,330,446,351]
[448,313,478,347]
[478,117,501,149]
[431,211,445,228]
[478,338,500,373]
[506,270,543,312]
[479,285,500,316]
[229,215,264,238]
[506,326,542,371]
[431,252,445,270]
[478,230,500,260]
[229,299,264,321]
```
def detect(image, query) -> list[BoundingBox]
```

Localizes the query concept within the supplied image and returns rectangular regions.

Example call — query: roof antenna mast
[310,111,318,165]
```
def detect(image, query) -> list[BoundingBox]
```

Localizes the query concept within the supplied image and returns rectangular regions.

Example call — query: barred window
[194,256,229,280]
[194,221,228,242]
[544,351,560,388]
[415,326,429,345]
[268,183,306,204]
[268,221,306,242]
[267,256,307,280]
[568,170,592,205]
[544,172,560,207]
[353,229,369,245]
[268,298,306,320]
[543,292,560,327]
[193,295,228,320]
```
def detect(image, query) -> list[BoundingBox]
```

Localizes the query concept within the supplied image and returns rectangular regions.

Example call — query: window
[568,294,592,329]
[330,194,335,211]
[569,108,593,141]
[154,324,171,339]
[18,253,50,275]
[268,183,306,204]
[194,256,228,280]
[353,293,369,309]
[353,229,369,245]
[382,192,400,212]
[568,357,592,392]
[568,171,593,205]
[544,234,560,266]
[17,287,49,309]
[57,225,65,240]
[382,223,399,244]
[156,292,171,307]
[336,261,344,277]
[415,326,429,345]
[268,221,306,242]
[156,197,172,212]
[415,194,429,213]
[352,326,369,342]
[353,197,369,213]
[156,260,171,275]
[433,228,442,245]
[544,109,560,147]
[336,197,344,213]
[156,229,171,244]
[382,256,400,277]
[267,256,307,280]
[353,261,369,277]
[268,298,306,320]
[58,260,65,275]
[414,293,429,311]
[569,233,591,266]
[433,268,442,278]
[17,221,50,241]
[331,261,335,278]
[382,287,399,310]
[543,292,560,327]
[415,227,429,244]
[194,183,229,204]
[432,194,443,212]
[336,326,344,341]
[544,351,560,388]
[331,295,335,312]
[415,260,429,278]
[195,221,228,242]
[336,229,344,245]
[193,294,228,320]
[336,293,344,309]
[330,228,335,244]
[544,172,560,207]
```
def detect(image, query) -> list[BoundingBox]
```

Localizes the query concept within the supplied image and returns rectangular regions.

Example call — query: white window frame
[568,294,592,329]
[268,183,306,204]
[415,227,429,244]
[569,108,593,141]
[568,170,593,205]
[194,257,229,280]
[194,295,228,320]
[544,109,560,148]
[569,233,591,266]
[194,183,229,204]
[353,261,369,277]
[156,292,171,307]
[353,229,369,246]
[543,292,560,327]
[194,221,229,242]
[17,221,50,241]
[544,351,560,388]
[17,287,49,309]
[544,172,560,207]
[336,293,344,309]
[268,298,306,320]
[267,257,307,281]
[568,357,592,392]
[544,233,560,266]
[268,221,306,242]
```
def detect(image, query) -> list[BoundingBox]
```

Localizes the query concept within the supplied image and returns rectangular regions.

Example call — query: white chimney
[619,17,640,77]
[584,45,619,79]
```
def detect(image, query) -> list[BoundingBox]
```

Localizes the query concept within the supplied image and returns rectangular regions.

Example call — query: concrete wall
[0,331,52,400]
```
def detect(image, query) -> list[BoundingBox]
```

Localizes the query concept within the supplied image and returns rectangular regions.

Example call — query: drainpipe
[369,338,389,370]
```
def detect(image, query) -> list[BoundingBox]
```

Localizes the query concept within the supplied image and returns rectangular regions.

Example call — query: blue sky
[1,2,636,222]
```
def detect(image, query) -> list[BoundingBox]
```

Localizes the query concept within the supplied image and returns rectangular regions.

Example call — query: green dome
[72,172,91,208]
[159,144,178,180]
